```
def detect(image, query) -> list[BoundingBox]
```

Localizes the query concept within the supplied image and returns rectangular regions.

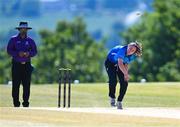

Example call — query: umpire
[7,22,37,107]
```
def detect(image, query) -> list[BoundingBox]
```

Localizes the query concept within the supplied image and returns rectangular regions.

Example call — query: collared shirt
[107,45,137,64]
[7,34,37,62]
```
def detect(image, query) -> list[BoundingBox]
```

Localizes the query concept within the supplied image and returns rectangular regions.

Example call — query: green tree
[32,18,107,83]
[122,0,180,81]
[0,49,11,84]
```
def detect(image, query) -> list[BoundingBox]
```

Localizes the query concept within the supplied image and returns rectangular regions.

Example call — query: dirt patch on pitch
[28,107,180,119]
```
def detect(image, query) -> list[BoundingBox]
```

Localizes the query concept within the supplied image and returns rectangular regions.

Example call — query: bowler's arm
[124,64,128,72]
[118,59,129,81]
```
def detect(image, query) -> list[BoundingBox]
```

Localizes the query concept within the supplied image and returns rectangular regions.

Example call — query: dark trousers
[104,58,128,102]
[12,60,33,107]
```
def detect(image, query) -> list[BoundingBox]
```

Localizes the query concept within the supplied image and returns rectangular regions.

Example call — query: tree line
[0,0,179,84]
[122,0,180,81]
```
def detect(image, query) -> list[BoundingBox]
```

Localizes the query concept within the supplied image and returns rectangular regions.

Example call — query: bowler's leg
[117,70,128,102]
[117,69,128,109]
[105,60,117,99]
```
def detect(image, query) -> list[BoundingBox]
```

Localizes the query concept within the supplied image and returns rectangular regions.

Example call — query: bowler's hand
[19,51,24,57]
[124,74,129,81]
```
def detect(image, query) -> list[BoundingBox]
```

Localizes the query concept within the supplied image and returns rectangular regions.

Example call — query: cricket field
[0,82,180,127]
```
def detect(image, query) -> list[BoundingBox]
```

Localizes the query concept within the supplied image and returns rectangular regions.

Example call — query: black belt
[12,60,30,65]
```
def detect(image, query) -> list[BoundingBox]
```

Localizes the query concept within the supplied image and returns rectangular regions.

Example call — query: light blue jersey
[107,45,137,64]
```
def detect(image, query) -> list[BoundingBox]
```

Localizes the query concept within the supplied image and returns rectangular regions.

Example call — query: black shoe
[14,105,20,107]
[13,101,20,107]
[22,102,29,107]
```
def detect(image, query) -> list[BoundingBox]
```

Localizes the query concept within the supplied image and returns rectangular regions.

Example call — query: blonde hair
[129,41,142,57]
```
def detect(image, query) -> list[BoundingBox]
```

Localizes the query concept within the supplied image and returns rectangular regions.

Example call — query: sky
[40,0,59,2]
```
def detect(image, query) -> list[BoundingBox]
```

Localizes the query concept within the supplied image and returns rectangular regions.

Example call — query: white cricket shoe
[110,97,116,107]
[117,101,123,109]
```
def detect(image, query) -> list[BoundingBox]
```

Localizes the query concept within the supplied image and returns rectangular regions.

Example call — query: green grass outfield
[0,82,180,107]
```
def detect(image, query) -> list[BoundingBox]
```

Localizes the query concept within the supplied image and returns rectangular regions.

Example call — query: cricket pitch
[0,107,180,127]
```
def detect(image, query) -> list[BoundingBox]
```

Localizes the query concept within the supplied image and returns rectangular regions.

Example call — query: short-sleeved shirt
[7,34,37,62]
[107,45,136,64]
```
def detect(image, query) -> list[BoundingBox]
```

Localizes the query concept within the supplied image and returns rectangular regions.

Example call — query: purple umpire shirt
[7,34,37,62]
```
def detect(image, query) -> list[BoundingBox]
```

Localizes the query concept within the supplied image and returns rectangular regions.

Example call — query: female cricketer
[104,42,142,109]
